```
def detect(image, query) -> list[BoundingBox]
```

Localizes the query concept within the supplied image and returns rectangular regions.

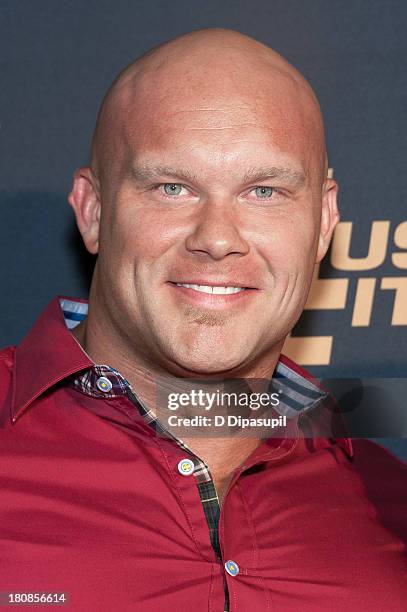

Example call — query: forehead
[129,106,305,170]
[110,63,323,179]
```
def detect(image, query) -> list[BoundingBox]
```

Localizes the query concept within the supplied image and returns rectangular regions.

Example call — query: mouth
[167,281,259,309]
[174,283,247,295]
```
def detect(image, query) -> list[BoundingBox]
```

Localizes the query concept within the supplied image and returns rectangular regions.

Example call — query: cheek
[255,212,319,272]
[104,203,180,266]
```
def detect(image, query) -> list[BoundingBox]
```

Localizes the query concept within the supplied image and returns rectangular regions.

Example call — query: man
[1,28,406,611]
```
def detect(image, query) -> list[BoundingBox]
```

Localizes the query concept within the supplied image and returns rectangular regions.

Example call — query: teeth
[176,283,245,294]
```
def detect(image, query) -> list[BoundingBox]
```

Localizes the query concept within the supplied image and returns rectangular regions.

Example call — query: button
[96,376,113,393]
[225,560,239,577]
[177,458,195,476]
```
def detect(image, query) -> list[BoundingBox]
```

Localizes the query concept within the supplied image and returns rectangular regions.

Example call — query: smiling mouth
[175,283,247,295]
[167,281,259,310]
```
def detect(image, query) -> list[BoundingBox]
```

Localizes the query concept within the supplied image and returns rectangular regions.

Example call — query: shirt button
[96,376,113,393]
[177,458,195,476]
[225,560,239,577]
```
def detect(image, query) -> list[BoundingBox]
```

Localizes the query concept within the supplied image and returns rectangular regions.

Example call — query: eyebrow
[129,164,306,188]
[241,166,307,188]
[129,165,198,183]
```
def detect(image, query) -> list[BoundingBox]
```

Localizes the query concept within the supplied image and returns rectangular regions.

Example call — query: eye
[253,186,274,198]
[151,182,197,203]
[163,183,184,196]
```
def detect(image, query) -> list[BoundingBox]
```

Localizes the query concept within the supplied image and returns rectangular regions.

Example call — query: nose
[184,199,250,261]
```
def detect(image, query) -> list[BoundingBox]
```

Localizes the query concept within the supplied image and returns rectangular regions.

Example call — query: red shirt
[0,296,406,611]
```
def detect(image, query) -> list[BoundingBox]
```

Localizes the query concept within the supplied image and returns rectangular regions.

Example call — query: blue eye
[254,186,274,198]
[163,183,183,195]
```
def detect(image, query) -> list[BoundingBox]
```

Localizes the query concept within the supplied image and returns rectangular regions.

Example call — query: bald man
[1,29,406,612]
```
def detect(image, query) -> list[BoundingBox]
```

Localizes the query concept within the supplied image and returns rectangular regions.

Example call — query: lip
[166,281,260,309]
[168,280,259,289]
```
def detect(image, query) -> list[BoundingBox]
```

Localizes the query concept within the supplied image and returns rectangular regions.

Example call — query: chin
[169,350,249,377]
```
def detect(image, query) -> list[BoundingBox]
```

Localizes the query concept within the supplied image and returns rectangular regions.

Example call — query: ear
[68,167,101,254]
[315,178,340,263]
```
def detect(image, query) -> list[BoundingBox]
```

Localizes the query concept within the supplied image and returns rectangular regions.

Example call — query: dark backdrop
[1,1,406,458]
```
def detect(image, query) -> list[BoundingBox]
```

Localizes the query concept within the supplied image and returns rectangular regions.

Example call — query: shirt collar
[11,296,352,458]
[12,296,93,422]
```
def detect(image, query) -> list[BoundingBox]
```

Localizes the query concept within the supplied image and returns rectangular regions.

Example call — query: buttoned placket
[127,387,232,611]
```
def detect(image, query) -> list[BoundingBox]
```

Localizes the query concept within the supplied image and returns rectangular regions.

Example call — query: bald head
[91,28,327,183]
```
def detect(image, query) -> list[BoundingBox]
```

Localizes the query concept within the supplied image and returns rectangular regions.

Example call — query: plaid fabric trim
[198,480,222,559]
[69,365,130,398]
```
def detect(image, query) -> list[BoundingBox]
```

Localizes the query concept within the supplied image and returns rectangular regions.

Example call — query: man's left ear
[316,178,340,263]
[68,167,101,255]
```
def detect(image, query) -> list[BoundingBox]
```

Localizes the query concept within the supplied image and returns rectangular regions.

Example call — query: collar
[11,296,352,458]
[12,296,92,422]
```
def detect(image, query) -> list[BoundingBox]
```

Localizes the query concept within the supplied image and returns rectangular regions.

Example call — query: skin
[69,28,339,503]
